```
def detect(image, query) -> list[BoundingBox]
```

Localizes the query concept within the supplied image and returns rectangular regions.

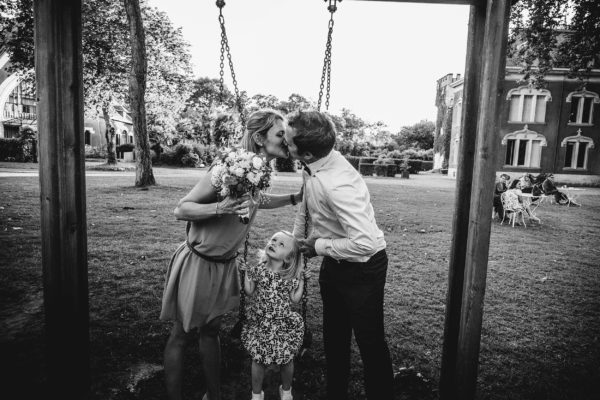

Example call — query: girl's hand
[217,194,251,216]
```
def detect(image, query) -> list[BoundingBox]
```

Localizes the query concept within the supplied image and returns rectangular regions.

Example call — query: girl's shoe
[279,385,293,400]
[251,390,264,400]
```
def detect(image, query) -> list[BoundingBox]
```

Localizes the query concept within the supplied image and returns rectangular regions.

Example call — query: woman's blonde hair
[259,231,303,281]
[240,109,285,154]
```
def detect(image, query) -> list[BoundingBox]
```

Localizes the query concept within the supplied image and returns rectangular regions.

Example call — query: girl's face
[265,232,295,262]
[259,119,289,160]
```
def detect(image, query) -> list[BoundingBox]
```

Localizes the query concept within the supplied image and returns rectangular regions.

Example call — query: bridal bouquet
[210,148,272,223]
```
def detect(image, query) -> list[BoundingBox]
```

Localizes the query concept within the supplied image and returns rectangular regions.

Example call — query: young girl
[240,231,306,400]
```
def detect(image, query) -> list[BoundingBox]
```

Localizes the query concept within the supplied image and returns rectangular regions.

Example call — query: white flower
[252,157,263,169]
[234,167,245,177]
[228,151,236,160]
[247,172,257,184]
[239,160,250,169]
[220,187,229,197]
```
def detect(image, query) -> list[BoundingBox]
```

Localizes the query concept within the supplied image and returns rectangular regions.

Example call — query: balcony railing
[3,109,37,121]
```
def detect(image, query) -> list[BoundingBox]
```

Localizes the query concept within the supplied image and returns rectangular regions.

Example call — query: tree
[177,77,235,143]
[393,120,435,151]
[508,0,600,86]
[1,0,193,166]
[124,0,155,187]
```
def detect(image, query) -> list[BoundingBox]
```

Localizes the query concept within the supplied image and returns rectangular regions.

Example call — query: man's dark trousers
[319,249,394,400]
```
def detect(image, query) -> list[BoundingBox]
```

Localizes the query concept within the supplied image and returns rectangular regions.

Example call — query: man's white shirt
[292,150,386,263]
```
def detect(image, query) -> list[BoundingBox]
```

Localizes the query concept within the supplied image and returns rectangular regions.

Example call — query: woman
[160,109,302,400]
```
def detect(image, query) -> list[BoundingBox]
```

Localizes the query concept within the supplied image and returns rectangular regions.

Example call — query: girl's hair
[259,231,303,281]
[240,109,285,154]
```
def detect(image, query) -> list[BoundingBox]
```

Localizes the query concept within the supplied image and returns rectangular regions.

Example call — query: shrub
[116,143,135,153]
[159,148,177,165]
[150,150,158,163]
[181,152,200,167]
[191,143,209,164]
[344,155,360,170]
[359,163,375,176]
[374,157,394,165]
[85,145,107,159]
[359,157,377,165]
[0,138,26,161]
[421,161,434,171]
[407,159,422,174]
[274,157,296,172]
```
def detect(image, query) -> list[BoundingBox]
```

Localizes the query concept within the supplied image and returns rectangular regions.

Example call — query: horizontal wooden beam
[348,0,477,5]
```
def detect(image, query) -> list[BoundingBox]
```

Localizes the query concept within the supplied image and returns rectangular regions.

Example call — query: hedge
[344,155,360,170]
[375,164,397,177]
[406,159,434,174]
[116,143,135,153]
[0,138,33,162]
[359,163,375,176]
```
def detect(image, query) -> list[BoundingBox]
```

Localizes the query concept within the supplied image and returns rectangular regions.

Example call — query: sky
[148,0,470,132]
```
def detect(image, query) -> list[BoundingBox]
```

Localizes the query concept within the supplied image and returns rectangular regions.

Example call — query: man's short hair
[287,110,336,159]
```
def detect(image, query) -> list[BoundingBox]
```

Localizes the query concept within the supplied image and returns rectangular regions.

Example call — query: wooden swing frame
[35,0,510,399]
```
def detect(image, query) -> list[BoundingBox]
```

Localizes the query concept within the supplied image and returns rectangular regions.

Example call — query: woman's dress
[160,207,257,332]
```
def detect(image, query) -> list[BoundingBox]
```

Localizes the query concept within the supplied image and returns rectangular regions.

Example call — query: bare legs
[250,360,294,396]
[199,317,223,400]
[164,317,223,400]
[251,361,265,395]
[280,361,293,391]
[164,321,187,400]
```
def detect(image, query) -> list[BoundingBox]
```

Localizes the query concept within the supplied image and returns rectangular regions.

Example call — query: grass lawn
[1,171,599,400]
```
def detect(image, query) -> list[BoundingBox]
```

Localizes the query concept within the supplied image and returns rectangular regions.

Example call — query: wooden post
[439,1,486,398]
[456,0,511,398]
[34,0,89,397]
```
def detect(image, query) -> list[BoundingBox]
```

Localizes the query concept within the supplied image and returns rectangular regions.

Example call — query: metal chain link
[301,184,310,332]
[217,2,246,127]
[317,0,340,111]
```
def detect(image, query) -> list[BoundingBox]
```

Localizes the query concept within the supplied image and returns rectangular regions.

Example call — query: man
[284,110,394,400]
[493,173,510,221]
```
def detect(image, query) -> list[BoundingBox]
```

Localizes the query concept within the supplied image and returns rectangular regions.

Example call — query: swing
[217,0,343,356]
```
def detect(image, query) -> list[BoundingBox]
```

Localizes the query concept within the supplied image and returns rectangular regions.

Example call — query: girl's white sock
[251,390,264,400]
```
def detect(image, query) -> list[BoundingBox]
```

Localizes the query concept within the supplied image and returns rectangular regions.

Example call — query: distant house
[0,51,134,151]
[434,68,600,186]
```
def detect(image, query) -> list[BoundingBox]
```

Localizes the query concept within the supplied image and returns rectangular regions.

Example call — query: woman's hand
[216,194,251,216]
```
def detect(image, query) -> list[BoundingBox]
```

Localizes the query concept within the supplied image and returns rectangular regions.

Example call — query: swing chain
[317,0,340,111]
[238,232,250,324]
[217,2,246,127]
[301,183,310,334]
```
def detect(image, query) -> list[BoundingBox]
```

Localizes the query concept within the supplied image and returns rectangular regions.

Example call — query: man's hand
[298,237,317,258]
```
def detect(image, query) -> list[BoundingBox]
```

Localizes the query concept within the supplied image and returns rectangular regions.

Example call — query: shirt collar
[306,150,337,176]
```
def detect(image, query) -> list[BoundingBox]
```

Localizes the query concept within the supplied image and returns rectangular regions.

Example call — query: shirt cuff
[315,238,332,257]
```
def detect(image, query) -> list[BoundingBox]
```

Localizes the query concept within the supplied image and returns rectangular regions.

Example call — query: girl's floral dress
[241,262,304,365]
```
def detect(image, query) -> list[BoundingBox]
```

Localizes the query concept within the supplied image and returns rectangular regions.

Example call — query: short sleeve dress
[241,262,304,365]
[160,205,258,332]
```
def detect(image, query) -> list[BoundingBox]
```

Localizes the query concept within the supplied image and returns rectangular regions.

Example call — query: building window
[129,135,134,143]
[507,85,552,123]
[116,134,121,146]
[566,89,599,125]
[84,130,91,145]
[502,126,547,168]
[3,125,20,138]
[561,129,594,170]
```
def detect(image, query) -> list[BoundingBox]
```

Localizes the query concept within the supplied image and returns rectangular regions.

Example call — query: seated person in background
[493,173,510,221]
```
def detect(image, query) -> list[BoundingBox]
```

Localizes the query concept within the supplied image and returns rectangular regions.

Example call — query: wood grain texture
[34,0,89,396]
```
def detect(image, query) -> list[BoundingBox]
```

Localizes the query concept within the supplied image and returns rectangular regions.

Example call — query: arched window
[506,85,552,123]
[84,130,91,145]
[561,129,595,170]
[566,89,599,125]
[502,126,547,168]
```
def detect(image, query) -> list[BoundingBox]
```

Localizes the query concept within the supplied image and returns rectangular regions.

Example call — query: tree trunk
[124,0,155,187]
[102,106,117,165]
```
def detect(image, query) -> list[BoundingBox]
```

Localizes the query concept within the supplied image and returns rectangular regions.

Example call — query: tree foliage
[1,0,193,144]
[509,0,600,86]
[393,120,435,151]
